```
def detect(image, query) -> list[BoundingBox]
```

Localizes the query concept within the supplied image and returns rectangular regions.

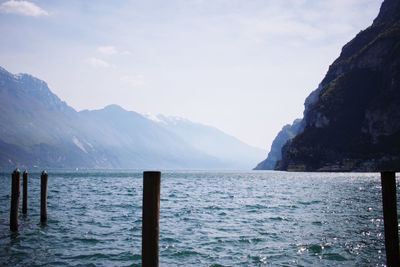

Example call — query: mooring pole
[381,171,400,267]
[40,171,48,224]
[142,171,161,267]
[10,169,20,231]
[22,170,28,214]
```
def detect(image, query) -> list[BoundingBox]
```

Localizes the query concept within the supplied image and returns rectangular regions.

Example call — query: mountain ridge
[149,114,265,168]
[0,66,261,170]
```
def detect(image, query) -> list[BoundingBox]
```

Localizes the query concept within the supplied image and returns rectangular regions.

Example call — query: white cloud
[0,0,48,17]
[97,46,132,56]
[85,57,110,68]
[245,16,324,42]
[194,0,379,47]
[120,75,145,88]
[97,46,118,55]
[121,50,132,56]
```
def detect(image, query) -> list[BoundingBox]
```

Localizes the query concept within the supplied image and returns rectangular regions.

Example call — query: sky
[0,0,383,150]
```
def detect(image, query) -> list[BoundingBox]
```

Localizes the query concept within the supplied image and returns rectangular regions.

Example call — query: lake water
[0,171,396,266]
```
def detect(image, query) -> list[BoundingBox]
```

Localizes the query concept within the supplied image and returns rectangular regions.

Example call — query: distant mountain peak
[15,73,49,91]
[103,104,126,111]
[0,67,48,89]
[144,113,165,123]
[144,114,191,125]
[0,65,264,170]
[0,66,11,75]
[0,66,74,113]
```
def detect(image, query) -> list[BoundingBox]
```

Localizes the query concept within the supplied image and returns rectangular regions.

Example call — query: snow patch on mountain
[72,136,88,153]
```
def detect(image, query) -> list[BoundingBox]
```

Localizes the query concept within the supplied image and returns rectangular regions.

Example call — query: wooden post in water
[22,170,28,214]
[10,169,20,231]
[381,171,400,267]
[40,171,48,224]
[142,171,161,267]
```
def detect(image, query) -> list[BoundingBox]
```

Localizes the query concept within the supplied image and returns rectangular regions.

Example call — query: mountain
[146,114,265,170]
[0,66,100,169]
[274,0,400,171]
[254,119,302,170]
[0,66,261,170]
[77,105,225,169]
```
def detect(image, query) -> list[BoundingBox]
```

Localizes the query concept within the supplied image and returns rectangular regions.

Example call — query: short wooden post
[40,171,48,224]
[22,170,28,214]
[381,171,400,267]
[142,171,161,267]
[10,169,20,231]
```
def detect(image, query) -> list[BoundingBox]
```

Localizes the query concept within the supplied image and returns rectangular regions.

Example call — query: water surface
[0,171,395,266]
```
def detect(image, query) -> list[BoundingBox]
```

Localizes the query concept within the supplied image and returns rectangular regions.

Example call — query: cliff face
[254,119,302,170]
[277,0,400,171]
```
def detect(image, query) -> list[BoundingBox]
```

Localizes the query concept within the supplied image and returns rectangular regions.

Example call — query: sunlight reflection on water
[0,171,393,266]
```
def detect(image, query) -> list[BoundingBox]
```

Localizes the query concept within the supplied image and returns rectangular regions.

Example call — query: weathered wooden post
[10,169,20,231]
[40,171,48,224]
[142,171,161,267]
[22,170,28,214]
[380,171,400,267]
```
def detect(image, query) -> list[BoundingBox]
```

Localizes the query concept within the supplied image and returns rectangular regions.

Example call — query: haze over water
[0,171,392,266]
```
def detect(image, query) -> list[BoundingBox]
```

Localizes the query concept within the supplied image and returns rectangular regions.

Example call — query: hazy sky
[0,0,383,150]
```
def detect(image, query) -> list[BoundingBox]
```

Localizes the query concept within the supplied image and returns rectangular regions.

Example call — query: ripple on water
[0,171,390,266]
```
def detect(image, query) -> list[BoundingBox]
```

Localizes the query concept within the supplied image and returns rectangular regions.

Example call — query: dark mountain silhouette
[270,0,400,171]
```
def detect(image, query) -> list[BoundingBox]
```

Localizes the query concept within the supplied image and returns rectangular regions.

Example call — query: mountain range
[0,66,264,170]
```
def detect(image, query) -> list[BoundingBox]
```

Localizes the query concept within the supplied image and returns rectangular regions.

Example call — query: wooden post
[22,170,28,214]
[40,171,48,224]
[142,171,161,267]
[10,169,20,231]
[381,171,400,267]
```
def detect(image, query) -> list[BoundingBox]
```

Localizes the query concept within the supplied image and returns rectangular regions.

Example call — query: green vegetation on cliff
[277,0,400,171]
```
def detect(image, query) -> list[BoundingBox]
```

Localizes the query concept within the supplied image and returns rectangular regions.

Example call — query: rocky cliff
[277,0,400,171]
[254,119,302,170]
